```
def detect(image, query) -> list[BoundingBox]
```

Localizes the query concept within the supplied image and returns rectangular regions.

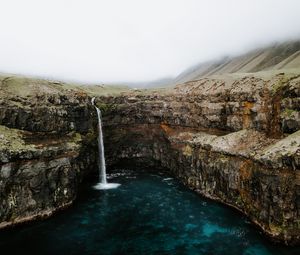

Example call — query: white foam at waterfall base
[93,183,121,190]
[92,97,120,190]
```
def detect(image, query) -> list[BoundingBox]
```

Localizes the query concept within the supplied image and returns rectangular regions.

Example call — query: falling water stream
[91,97,120,190]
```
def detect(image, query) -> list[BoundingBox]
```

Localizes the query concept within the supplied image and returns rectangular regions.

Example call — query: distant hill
[174,40,300,84]
[1,40,300,89]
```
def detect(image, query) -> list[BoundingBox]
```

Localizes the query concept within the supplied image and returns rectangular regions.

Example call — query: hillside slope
[175,40,300,84]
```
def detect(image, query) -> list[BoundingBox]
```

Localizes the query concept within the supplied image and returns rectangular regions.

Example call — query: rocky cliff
[0,71,299,245]
[100,71,300,245]
[0,76,99,228]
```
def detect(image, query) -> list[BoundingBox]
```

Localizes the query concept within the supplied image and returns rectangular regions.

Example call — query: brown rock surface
[0,72,299,244]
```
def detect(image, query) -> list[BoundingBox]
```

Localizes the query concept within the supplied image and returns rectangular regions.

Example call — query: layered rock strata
[100,73,300,244]
[0,72,299,244]
[0,88,98,228]
[104,124,300,244]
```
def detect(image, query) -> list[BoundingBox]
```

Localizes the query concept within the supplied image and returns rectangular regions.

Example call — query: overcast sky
[0,0,300,84]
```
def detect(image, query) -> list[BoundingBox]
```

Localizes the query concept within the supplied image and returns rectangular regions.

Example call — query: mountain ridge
[174,40,300,84]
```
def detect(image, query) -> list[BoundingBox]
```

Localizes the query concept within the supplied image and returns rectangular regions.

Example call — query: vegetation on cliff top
[0,125,83,162]
[0,74,130,98]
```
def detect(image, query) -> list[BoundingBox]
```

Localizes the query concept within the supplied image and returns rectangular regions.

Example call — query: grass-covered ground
[0,74,130,98]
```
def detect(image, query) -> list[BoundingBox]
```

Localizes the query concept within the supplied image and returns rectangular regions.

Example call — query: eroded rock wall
[0,73,299,244]
[0,90,98,227]
[0,125,97,228]
[0,93,94,133]
[99,74,300,244]
[103,124,300,244]
[100,74,300,137]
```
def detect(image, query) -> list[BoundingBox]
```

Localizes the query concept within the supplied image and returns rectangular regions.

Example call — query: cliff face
[0,126,96,228]
[0,72,299,244]
[104,124,300,244]
[0,82,98,227]
[100,72,300,244]
[101,73,300,135]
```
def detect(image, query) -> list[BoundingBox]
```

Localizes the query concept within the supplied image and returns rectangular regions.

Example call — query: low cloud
[0,0,300,84]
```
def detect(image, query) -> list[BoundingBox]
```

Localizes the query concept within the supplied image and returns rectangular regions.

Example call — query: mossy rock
[281,108,298,118]
[95,102,118,115]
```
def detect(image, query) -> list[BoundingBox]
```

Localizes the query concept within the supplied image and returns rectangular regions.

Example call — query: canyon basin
[0,169,299,255]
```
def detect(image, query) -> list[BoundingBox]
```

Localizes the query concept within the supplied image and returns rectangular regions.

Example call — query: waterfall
[91,97,120,190]
[95,106,107,184]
